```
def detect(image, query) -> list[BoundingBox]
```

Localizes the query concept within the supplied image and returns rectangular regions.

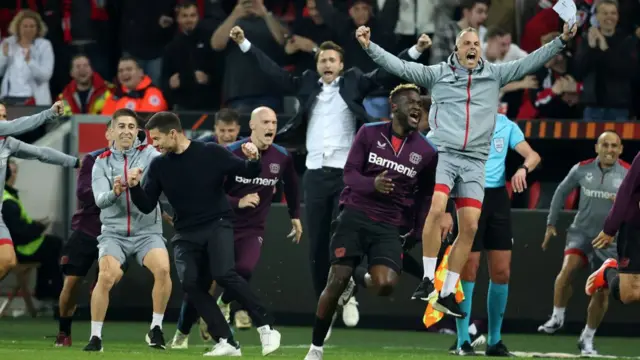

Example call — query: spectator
[211,0,289,113]
[0,10,54,106]
[389,0,436,60]
[430,0,490,65]
[198,108,242,146]
[101,56,168,116]
[285,0,334,75]
[574,0,638,122]
[58,55,114,114]
[163,1,221,110]
[313,0,400,118]
[3,159,63,309]
[119,0,178,85]
[517,32,583,120]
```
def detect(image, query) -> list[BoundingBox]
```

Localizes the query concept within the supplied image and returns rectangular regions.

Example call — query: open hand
[511,167,528,193]
[238,193,260,208]
[592,231,614,249]
[230,26,246,44]
[561,23,578,42]
[288,219,303,243]
[374,170,393,194]
[356,26,371,49]
[241,142,260,160]
[159,15,174,28]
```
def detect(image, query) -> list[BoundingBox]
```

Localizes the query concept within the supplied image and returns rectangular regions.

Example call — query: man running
[129,111,281,357]
[540,131,627,355]
[170,107,302,349]
[84,109,172,352]
[304,84,437,360]
[587,151,640,309]
[356,21,577,316]
[0,101,77,283]
[56,121,112,347]
[453,114,540,356]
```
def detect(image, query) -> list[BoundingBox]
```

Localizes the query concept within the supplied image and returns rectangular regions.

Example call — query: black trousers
[172,219,273,339]
[303,168,344,298]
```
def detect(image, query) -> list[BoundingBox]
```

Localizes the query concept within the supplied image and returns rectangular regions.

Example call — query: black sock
[59,316,72,335]
[353,267,368,288]
[610,275,622,302]
[311,315,333,347]
[604,267,618,285]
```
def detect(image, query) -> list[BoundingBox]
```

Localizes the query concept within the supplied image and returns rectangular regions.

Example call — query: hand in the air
[416,34,433,53]
[560,23,578,42]
[355,26,371,49]
[230,26,246,45]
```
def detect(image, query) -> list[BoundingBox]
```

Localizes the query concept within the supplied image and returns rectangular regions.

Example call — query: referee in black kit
[127,112,281,357]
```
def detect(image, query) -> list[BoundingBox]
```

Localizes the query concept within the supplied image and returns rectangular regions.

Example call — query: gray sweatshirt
[547,158,629,237]
[364,37,565,160]
[91,137,162,237]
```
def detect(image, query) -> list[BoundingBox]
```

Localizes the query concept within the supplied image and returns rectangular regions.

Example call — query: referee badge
[493,137,505,153]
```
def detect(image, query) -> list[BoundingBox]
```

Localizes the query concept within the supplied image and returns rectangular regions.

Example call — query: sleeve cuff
[107,190,119,202]
[239,39,252,53]
[408,45,422,60]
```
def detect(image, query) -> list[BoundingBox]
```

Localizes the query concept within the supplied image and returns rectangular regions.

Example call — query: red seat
[564,188,579,209]
[528,181,541,209]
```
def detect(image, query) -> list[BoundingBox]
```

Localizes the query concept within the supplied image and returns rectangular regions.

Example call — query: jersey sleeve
[508,122,526,149]
[547,164,580,226]
[603,153,640,236]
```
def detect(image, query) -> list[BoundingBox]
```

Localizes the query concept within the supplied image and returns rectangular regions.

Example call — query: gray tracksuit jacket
[547,158,629,237]
[0,135,79,215]
[92,136,162,237]
[364,37,565,160]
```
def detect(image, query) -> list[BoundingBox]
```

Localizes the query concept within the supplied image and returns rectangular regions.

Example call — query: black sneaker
[145,326,166,350]
[486,341,514,357]
[433,294,466,318]
[455,341,476,356]
[83,336,103,352]
[449,332,487,352]
[411,278,436,301]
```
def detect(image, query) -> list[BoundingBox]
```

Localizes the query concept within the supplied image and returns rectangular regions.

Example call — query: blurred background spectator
[58,55,114,115]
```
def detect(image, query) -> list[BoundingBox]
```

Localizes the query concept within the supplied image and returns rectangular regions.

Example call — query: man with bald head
[170,107,302,349]
[541,130,628,355]
[356,22,577,317]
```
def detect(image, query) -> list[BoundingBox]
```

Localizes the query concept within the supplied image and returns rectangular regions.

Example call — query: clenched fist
[113,175,126,196]
[241,142,260,160]
[416,34,432,52]
[230,26,245,45]
[356,26,371,49]
[127,168,143,187]
[50,101,65,116]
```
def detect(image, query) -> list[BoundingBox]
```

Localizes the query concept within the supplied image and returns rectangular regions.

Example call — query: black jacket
[2,186,45,247]
[245,44,416,147]
[574,32,638,109]
[162,21,221,110]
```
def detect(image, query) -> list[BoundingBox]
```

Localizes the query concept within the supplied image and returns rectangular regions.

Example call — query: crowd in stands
[0,0,637,124]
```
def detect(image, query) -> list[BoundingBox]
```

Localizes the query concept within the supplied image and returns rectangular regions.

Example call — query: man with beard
[358,22,577,317]
[304,84,437,360]
[541,131,628,355]
[58,55,114,114]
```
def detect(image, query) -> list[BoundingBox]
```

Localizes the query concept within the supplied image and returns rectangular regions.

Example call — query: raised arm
[494,24,576,85]
[216,143,261,179]
[358,27,437,89]
[547,164,581,227]
[230,27,302,94]
[6,137,79,167]
[343,128,376,194]
[0,101,63,136]
[91,159,120,209]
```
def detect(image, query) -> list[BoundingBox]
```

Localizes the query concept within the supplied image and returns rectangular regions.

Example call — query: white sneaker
[324,312,338,342]
[342,297,359,327]
[304,345,324,360]
[170,330,189,349]
[204,339,241,357]
[258,326,281,356]
[578,334,598,356]
[537,315,563,334]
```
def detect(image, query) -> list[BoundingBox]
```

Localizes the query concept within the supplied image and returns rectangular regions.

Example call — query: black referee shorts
[617,222,640,274]
[60,230,98,277]
[472,186,513,252]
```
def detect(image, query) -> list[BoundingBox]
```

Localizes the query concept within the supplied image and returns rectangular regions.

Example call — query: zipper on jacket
[462,74,472,150]
[123,155,131,237]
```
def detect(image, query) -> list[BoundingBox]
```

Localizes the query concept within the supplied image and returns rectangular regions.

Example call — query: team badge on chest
[409,152,422,165]
[269,163,280,174]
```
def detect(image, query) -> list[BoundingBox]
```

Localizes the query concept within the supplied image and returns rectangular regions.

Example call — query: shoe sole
[432,301,465,318]
[145,334,166,350]
[338,279,356,306]
[537,326,561,334]
[411,289,437,302]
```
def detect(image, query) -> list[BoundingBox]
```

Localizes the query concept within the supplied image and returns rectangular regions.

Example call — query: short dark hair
[146,112,183,133]
[460,0,491,11]
[420,95,432,112]
[389,84,420,104]
[314,41,345,63]
[215,108,240,125]
[118,55,140,68]
[177,1,198,12]
[70,54,90,69]
[112,108,144,128]
[596,0,618,10]
[485,27,509,41]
